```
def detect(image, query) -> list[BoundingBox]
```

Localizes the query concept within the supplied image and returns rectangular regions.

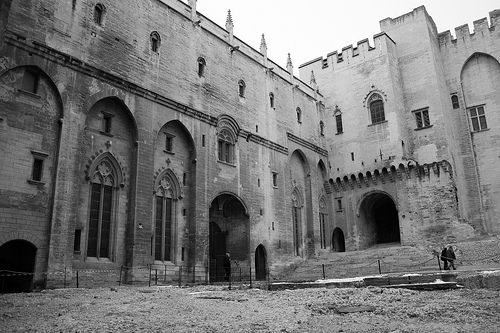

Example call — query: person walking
[440,247,448,270]
[223,252,231,281]
[446,246,456,270]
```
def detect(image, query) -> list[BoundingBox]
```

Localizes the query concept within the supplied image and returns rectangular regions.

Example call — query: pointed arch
[319,195,328,249]
[86,151,124,187]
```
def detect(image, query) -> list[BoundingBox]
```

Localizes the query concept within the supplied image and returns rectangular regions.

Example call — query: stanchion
[76,270,79,288]
[228,269,231,290]
[164,265,167,283]
[378,260,382,274]
[205,266,208,284]
[178,266,182,287]
[249,266,252,289]
[119,266,123,287]
[148,265,151,287]
[267,269,271,291]
[322,264,326,280]
[64,267,67,288]
[155,269,158,285]
[192,266,196,283]
[437,255,442,271]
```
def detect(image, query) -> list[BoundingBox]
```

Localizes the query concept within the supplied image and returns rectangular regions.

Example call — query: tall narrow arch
[255,244,267,281]
[332,228,345,252]
[291,187,304,256]
[319,196,328,249]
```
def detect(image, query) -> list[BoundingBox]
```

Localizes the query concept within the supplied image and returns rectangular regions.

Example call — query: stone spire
[188,0,197,21]
[260,34,268,67]
[287,53,294,84]
[310,70,318,98]
[226,10,234,45]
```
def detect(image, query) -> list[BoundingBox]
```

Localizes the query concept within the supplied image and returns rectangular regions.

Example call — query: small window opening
[451,95,460,109]
[74,229,82,253]
[238,80,246,97]
[165,133,174,152]
[258,179,260,187]
[255,125,258,133]
[183,209,187,216]
[150,32,161,52]
[335,114,343,134]
[269,93,275,108]
[351,152,354,161]
[32,158,44,181]
[272,172,278,187]
[102,113,113,134]
[337,199,343,211]
[272,222,275,230]
[181,247,185,261]
[197,57,206,77]
[202,134,206,147]
[260,209,263,216]
[182,173,186,185]
[22,70,39,94]
[296,107,302,124]
[414,108,431,129]
[320,121,325,136]
[468,105,488,132]
[94,4,104,25]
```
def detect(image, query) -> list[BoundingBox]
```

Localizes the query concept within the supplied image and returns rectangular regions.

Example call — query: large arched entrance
[332,228,345,252]
[358,192,400,248]
[0,240,37,293]
[209,193,249,282]
[255,245,267,281]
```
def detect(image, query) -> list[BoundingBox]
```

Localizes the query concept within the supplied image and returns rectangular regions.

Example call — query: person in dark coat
[223,253,231,281]
[446,246,456,270]
[440,247,448,270]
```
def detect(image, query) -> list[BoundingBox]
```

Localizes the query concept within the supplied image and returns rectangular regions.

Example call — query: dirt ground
[1,283,499,333]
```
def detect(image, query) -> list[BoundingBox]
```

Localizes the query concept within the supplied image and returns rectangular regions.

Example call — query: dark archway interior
[255,245,266,281]
[0,240,37,293]
[364,193,400,244]
[209,195,249,282]
[332,228,345,252]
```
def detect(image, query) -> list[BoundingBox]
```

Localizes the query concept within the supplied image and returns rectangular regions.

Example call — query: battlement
[438,9,500,48]
[380,6,436,34]
[298,32,396,79]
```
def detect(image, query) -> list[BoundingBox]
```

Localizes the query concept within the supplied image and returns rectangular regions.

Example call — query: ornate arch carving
[84,151,124,187]
[154,169,182,200]
[362,84,388,107]
[292,187,304,208]
[217,114,240,140]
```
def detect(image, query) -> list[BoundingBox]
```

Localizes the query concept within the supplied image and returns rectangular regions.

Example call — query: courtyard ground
[1,278,500,333]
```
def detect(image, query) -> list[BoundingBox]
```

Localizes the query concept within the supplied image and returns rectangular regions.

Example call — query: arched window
[197,57,206,77]
[319,121,325,136]
[150,32,161,52]
[269,92,275,108]
[296,107,302,124]
[451,95,460,109]
[218,129,235,164]
[319,197,327,249]
[154,174,175,262]
[238,80,246,97]
[291,189,303,256]
[87,159,116,259]
[369,93,385,124]
[94,4,105,25]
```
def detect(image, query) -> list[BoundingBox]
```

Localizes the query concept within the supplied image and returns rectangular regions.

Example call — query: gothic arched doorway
[0,240,37,293]
[358,192,400,248]
[255,245,267,281]
[332,228,345,252]
[209,193,249,282]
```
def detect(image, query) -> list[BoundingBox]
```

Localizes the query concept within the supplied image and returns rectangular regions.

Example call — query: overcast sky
[186,0,499,69]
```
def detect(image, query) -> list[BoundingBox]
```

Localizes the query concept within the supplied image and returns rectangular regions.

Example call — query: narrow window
[292,205,301,256]
[335,114,343,134]
[94,4,104,25]
[182,173,186,185]
[319,121,324,136]
[150,32,161,53]
[197,57,206,77]
[269,93,275,108]
[337,199,342,211]
[238,80,246,97]
[451,95,460,109]
[202,134,205,147]
[369,94,385,124]
[22,70,39,94]
[218,129,234,164]
[74,229,82,253]
[272,172,278,187]
[414,108,430,129]
[101,113,114,134]
[32,158,44,181]
[155,193,172,262]
[88,161,115,259]
[258,179,260,187]
[164,133,174,152]
[296,107,302,124]
[319,212,326,249]
[351,152,354,161]
[468,105,488,132]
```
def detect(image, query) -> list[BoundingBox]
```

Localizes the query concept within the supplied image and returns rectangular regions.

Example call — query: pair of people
[440,246,456,270]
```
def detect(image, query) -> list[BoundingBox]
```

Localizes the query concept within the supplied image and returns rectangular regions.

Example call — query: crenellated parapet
[438,9,500,49]
[298,32,396,79]
[330,160,453,194]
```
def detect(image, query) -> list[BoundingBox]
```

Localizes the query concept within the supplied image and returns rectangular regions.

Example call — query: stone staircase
[274,243,439,282]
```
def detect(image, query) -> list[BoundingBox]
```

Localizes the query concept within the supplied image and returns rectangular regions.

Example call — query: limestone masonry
[1,0,499,291]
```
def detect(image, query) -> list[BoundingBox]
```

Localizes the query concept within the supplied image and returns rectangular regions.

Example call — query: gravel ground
[1,284,499,333]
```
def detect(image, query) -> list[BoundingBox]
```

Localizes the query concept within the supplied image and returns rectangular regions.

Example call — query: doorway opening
[0,240,37,293]
[255,244,267,281]
[332,227,345,252]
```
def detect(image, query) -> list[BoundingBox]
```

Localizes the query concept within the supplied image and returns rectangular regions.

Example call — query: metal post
[239,267,242,282]
[267,269,271,291]
[205,266,208,285]
[155,269,158,285]
[119,266,123,287]
[437,255,442,271]
[76,270,79,288]
[322,264,326,280]
[228,268,231,290]
[249,266,252,289]
[148,265,151,287]
[164,265,167,283]
[192,266,196,284]
[178,266,182,287]
[64,267,67,288]
[378,260,381,274]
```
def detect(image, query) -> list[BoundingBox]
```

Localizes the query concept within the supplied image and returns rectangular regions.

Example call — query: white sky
[187,0,499,69]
